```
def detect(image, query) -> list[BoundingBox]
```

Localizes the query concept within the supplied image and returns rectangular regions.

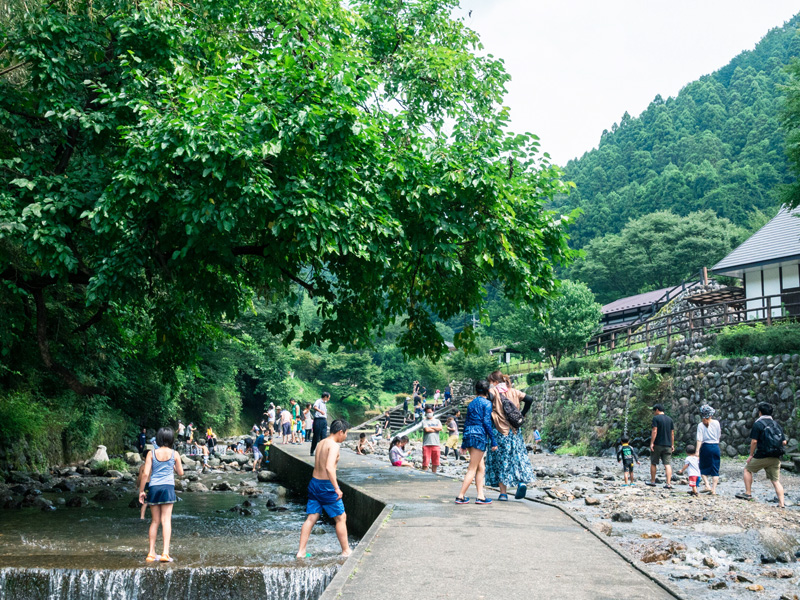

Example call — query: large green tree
[1,0,575,401]
[494,280,601,368]
[570,210,747,304]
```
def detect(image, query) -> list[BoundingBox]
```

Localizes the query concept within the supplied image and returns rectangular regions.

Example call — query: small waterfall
[0,565,338,600]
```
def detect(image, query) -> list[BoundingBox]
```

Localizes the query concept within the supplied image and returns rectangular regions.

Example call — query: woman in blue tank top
[138,427,184,563]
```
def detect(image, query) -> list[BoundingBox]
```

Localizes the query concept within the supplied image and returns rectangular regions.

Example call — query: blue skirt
[699,443,720,477]
[147,484,177,505]
[485,428,535,488]
[461,427,488,452]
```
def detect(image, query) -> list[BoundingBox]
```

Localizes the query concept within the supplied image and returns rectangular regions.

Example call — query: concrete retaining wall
[268,445,385,538]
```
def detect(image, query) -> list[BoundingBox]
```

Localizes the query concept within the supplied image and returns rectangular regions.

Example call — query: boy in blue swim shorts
[297,419,351,559]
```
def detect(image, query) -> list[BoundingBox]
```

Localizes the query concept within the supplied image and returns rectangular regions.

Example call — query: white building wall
[763,267,782,318]
[745,270,763,320]
[783,264,800,289]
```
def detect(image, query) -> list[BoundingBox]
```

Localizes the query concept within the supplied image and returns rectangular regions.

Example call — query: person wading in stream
[138,427,184,563]
[310,392,330,456]
[297,419,352,558]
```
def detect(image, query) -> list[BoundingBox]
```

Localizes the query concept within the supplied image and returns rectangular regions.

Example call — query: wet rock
[275,485,288,498]
[186,482,209,493]
[9,484,28,495]
[184,472,199,481]
[703,556,719,569]
[9,471,34,485]
[66,496,89,508]
[641,542,686,564]
[709,581,727,590]
[311,527,326,535]
[3,497,21,509]
[776,551,796,564]
[761,554,777,564]
[268,506,289,512]
[584,496,601,506]
[759,527,799,558]
[735,574,753,583]
[54,480,76,493]
[92,489,118,503]
[242,500,254,508]
[265,496,277,508]
[105,470,124,478]
[32,496,54,511]
[212,482,233,491]
[174,480,184,491]
[181,455,197,469]
[257,471,278,483]
[611,512,633,523]
[239,486,261,496]
[54,497,65,506]
[764,568,794,578]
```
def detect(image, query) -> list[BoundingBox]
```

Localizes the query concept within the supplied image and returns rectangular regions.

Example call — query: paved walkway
[282,444,676,600]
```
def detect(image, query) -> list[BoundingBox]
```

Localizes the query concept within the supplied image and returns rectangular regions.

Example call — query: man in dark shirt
[737,402,787,506]
[137,427,147,455]
[647,404,675,488]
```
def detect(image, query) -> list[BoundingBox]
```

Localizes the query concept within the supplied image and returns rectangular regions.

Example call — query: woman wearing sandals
[695,405,721,495]
[485,371,535,501]
[139,427,184,562]
[455,380,497,505]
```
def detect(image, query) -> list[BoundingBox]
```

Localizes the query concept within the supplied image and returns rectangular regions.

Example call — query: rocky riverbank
[347,439,800,599]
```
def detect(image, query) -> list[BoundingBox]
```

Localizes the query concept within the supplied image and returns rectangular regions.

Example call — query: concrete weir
[271,444,679,600]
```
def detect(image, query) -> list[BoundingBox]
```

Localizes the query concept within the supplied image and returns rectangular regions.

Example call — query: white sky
[455,1,800,166]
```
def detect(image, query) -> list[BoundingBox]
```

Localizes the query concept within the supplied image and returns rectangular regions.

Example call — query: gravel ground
[348,440,800,599]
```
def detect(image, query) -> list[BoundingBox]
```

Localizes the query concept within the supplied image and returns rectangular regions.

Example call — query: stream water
[0,473,349,600]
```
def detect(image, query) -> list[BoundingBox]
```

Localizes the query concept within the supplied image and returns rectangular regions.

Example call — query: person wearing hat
[647,403,675,489]
[695,404,722,494]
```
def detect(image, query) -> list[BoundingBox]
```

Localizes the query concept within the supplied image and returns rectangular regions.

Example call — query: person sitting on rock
[356,433,374,455]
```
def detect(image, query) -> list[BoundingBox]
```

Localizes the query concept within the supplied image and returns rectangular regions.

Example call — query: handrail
[391,402,465,438]
[582,293,796,358]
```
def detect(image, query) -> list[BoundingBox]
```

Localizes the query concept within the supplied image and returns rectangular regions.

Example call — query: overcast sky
[454,1,800,166]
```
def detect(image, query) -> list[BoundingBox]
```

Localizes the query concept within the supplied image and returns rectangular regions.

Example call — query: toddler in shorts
[678,444,700,496]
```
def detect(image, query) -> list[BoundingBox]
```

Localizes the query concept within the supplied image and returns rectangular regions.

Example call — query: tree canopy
[570,210,747,304]
[553,14,800,249]
[1,0,575,408]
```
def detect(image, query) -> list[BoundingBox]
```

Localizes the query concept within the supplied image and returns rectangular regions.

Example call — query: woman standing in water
[139,427,184,562]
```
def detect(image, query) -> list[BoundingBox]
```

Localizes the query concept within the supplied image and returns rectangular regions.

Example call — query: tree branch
[32,288,107,396]
[0,60,30,77]
[72,302,109,334]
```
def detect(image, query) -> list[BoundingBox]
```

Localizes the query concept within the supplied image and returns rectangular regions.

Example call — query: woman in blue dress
[455,380,497,505]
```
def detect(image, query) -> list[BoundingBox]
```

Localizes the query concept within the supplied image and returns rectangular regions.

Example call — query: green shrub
[95,458,129,472]
[527,371,545,384]
[555,442,590,456]
[715,322,800,356]
[394,393,409,404]
[0,391,48,439]
[554,356,613,378]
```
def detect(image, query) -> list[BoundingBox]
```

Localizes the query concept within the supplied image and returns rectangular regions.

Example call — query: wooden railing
[583,294,799,357]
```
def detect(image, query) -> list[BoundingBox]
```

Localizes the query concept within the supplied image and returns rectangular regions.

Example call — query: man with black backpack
[736,402,787,507]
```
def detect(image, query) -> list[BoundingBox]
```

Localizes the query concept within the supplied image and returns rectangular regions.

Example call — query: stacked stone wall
[526,354,800,456]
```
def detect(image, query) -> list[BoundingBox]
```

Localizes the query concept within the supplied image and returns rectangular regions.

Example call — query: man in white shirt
[311,392,330,456]
[267,404,276,435]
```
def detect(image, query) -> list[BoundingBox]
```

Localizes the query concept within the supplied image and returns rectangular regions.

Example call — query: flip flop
[515,484,527,500]
[159,554,174,563]
[735,493,753,501]
[145,553,159,562]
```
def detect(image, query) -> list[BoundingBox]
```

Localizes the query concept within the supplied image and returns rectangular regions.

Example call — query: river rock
[184,472,199,481]
[212,482,233,491]
[87,445,109,469]
[239,486,261,496]
[186,482,209,493]
[746,584,764,592]
[759,527,799,559]
[105,470,124,478]
[257,471,278,483]
[265,495,277,508]
[275,485,288,498]
[54,480,76,493]
[125,452,143,466]
[92,489,118,503]
[611,512,633,523]
[9,471,34,484]
[709,581,727,590]
[584,496,601,506]
[776,551,796,564]
[764,568,794,578]
[703,556,719,568]
[181,455,197,468]
[66,496,89,508]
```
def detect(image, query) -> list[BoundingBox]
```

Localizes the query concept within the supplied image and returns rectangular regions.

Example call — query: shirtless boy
[297,419,351,558]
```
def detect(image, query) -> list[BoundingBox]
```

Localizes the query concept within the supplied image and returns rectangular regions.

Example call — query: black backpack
[760,419,785,458]
[499,392,525,430]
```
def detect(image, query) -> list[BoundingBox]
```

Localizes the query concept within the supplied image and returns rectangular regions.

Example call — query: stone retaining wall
[527,355,800,456]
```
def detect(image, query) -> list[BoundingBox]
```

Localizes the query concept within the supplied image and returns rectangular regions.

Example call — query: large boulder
[212,482,233,492]
[66,496,89,508]
[87,445,109,470]
[8,471,34,485]
[186,482,209,493]
[257,471,278,483]
[54,480,76,493]
[125,452,143,466]
[180,455,197,469]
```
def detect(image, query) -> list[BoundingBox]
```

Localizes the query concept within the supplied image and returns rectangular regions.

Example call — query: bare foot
[340,550,352,558]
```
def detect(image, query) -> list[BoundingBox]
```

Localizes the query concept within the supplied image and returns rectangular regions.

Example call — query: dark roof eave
[711,253,800,276]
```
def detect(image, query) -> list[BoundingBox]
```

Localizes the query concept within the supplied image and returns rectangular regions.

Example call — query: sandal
[159,554,174,563]
[498,493,509,501]
[455,496,470,505]
[145,553,159,562]
[645,482,656,487]
[735,493,753,501]
[475,497,492,505]
[515,484,527,500]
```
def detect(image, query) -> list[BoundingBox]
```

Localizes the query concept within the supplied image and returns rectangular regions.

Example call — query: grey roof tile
[712,208,800,275]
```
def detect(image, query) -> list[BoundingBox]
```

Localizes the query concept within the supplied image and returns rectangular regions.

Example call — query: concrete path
[282,444,676,600]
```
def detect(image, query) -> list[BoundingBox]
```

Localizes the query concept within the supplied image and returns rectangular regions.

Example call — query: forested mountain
[555,14,800,249]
